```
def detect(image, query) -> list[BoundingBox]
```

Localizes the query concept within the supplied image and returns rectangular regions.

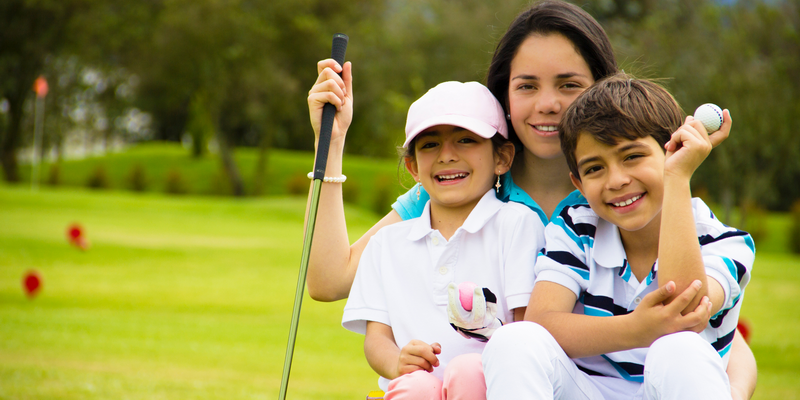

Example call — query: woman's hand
[307,59,353,150]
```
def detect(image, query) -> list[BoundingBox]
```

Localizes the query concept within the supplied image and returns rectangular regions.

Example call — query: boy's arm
[658,116,717,313]
[364,321,441,380]
[526,280,711,359]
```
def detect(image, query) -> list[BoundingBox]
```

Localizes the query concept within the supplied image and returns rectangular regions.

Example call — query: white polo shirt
[535,198,755,383]
[343,189,544,390]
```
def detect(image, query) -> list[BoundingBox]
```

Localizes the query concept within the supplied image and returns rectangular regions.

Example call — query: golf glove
[447,282,503,342]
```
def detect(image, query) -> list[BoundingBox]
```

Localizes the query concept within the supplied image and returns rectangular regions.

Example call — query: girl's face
[508,33,595,161]
[406,126,513,216]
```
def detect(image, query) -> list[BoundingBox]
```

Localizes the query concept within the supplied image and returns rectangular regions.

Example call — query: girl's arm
[526,280,711,359]
[364,321,441,380]
[728,330,757,400]
[305,59,403,301]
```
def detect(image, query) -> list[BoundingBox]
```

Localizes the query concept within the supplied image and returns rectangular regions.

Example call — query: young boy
[481,73,755,400]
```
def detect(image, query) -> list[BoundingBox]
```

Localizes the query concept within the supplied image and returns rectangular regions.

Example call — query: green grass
[1,181,799,399]
[0,185,381,399]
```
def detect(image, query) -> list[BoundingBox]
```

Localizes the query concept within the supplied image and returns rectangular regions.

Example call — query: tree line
[1,0,798,217]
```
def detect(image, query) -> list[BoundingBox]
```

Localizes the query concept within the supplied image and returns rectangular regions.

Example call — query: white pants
[482,322,731,400]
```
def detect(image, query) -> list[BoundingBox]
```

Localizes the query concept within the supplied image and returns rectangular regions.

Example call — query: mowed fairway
[1,185,799,399]
[0,185,379,399]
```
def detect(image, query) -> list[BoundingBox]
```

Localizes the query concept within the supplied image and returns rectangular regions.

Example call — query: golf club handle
[313,33,349,180]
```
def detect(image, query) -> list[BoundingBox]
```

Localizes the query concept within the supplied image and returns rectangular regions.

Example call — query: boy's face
[569,133,665,234]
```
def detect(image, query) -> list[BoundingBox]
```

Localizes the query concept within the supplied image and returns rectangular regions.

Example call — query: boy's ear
[404,156,419,181]
[569,172,585,195]
[495,142,515,175]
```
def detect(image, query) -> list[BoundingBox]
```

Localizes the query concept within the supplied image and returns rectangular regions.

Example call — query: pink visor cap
[403,81,508,148]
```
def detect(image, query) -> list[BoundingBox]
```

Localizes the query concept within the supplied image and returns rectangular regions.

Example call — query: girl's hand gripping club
[280,33,348,400]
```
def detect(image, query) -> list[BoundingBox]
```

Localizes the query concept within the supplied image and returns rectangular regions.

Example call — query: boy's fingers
[642,281,676,306]
[667,280,703,312]
[684,296,711,333]
[708,109,732,148]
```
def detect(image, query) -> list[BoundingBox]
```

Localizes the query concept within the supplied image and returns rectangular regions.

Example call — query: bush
[741,201,768,245]
[790,200,800,254]
[286,173,309,196]
[342,180,360,204]
[208,171,232,196]
[47,164,60,186]
[86,165,110,189]
[371,174,395,215]
[126,164,147,192]
[164,168,187,195]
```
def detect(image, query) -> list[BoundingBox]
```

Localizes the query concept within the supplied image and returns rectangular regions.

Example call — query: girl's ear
[405,156,419,181]
[569,172,585,195]
[494,141,515,175]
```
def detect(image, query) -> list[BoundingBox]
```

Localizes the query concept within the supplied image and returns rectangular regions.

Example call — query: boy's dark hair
[486,1,618,147]
[559,72,684,180]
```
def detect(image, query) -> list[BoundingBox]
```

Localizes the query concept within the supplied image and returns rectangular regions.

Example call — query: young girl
[341,81,544,399]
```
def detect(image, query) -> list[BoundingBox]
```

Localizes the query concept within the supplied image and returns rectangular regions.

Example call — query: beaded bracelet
[307,172,347,183]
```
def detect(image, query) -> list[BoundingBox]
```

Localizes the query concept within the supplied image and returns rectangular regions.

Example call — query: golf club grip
[313,33,349,180]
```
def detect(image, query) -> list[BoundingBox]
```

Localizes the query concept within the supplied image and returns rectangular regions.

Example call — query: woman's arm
[728,330,757,400]
[304,59,404,301]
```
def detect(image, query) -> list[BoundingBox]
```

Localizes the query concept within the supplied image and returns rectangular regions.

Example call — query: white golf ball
[693,103,723,133]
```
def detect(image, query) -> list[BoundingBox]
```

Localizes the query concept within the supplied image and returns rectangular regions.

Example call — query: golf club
[279,33,348,400]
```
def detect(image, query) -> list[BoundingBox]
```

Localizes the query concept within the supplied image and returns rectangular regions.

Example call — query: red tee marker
[737,319,752,343]
[23,270,42,298]
[66,223,89,250]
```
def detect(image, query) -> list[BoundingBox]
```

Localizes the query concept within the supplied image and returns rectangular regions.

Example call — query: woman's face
[508,33,595,161]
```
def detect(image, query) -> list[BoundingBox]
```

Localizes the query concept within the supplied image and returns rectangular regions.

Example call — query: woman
[304,2,755,398]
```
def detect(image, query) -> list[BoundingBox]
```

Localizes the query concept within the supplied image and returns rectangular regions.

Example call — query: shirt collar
[406,189,503,241]
[593,217,627,268]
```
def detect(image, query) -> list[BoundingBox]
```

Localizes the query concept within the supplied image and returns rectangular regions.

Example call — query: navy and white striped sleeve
[693,199,755,313]
[534,206,595,297]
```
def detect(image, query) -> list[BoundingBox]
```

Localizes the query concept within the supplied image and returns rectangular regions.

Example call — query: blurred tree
[0,0,90,182]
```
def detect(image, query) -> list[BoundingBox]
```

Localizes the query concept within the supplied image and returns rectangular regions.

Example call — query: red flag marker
[34,76,49,98]
[23,270,42,298]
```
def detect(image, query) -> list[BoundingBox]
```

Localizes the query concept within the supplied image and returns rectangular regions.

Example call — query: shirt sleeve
[391,185,430,221]
[694,200,755,314]
[342,233,391,335]
[501,206,546,311]
[534,208,592,298]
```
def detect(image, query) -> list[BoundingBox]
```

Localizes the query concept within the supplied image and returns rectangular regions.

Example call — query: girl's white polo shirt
[343,189,545,390]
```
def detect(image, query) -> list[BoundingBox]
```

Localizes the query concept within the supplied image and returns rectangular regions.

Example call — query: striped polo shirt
[535,197,755,383]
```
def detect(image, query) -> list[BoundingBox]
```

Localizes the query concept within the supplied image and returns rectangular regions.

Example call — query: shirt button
[432,237,440,246]
[634,297,642,305]
[439,267,448,275]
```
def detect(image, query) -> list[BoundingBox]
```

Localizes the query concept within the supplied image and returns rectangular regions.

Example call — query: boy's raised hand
[307,59,353,149]
[630,280,712,347]
[664,116,714,180]
[396,340,441,377]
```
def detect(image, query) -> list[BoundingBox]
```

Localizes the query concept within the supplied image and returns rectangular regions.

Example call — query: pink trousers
[384,353,486,400]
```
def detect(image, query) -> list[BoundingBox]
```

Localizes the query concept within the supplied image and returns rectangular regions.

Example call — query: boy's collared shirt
[345,189,544,390]
[535,197,754,383]
[393,171,586,226]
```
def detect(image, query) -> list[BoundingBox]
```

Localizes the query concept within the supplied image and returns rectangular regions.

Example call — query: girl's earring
[416,181,421,201]
[495,175,502,193]
[506,114,511,120]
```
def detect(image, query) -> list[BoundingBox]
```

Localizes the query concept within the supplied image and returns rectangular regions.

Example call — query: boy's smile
[570,134,665,237]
